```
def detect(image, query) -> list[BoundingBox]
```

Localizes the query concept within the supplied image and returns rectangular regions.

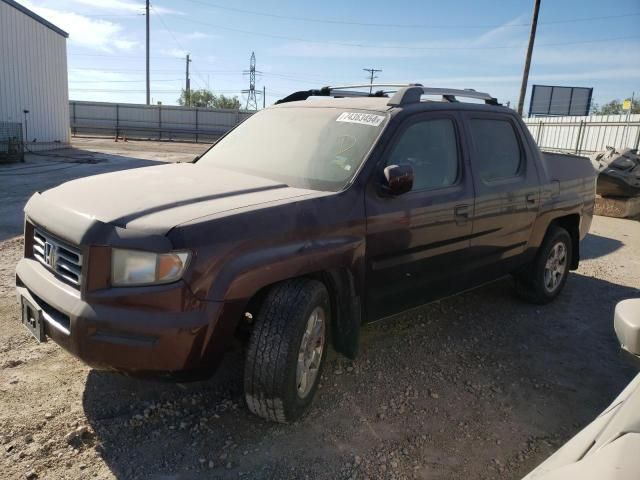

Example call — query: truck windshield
[197,107,388,191]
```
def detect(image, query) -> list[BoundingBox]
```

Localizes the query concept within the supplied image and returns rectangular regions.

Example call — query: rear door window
[469,118,522,182]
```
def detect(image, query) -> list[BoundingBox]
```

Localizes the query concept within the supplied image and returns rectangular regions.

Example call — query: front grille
[32,228,83,287]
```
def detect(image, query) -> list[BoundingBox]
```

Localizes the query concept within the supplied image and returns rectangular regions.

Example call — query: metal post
[158,105,162,141]
[145,0,150,105]
[536,122,544,145]
[23,110,29,147]
[195,108,199,143]
[517,0,541,116]
[621,92,634,148]
[115,104,120,139]
[72,102,76,136]
[263,86,266,109]
[574,120,585,155]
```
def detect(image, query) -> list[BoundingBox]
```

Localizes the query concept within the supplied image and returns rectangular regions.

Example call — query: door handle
[526,193,537,204]
[454,204,470,218]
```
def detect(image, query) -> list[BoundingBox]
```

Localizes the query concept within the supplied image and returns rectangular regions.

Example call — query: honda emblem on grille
[43,241,58,269]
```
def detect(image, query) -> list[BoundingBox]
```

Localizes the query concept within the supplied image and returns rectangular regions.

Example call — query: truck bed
[541,151,597,184]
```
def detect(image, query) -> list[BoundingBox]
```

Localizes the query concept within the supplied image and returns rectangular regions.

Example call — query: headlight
[111,249,191,286]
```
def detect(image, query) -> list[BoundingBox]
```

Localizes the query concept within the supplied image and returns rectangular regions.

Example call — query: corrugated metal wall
[524,114,640,155]
[0,1,70,151]
[69,101,255,142]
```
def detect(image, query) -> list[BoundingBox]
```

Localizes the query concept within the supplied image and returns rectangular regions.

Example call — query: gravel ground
[1,215,639,480]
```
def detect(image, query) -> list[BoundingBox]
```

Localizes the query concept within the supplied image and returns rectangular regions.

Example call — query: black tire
[514,225,572,304]
[244,278,330,423]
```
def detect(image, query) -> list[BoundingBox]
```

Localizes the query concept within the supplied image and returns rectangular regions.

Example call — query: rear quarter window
[469,118,522,182]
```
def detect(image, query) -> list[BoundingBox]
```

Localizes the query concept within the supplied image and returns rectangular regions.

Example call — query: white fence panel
[524,114,640,155]
[70,100,255,142]
[70,103,639,153]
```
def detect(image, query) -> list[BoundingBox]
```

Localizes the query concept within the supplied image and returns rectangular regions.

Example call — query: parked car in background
[16,84,596,422]
[523,299,640,480]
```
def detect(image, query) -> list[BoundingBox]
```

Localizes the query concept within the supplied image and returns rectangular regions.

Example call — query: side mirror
[614,299,640,368]
[383,164,414,196]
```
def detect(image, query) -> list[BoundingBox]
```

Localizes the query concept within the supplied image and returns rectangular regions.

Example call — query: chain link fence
[0,121,24,163]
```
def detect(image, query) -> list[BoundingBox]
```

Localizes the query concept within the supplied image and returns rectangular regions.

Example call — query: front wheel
[514,226,572,304]
[244,279,330,423]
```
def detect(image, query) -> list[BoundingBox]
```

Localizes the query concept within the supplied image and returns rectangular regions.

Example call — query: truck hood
[26,163,317,238]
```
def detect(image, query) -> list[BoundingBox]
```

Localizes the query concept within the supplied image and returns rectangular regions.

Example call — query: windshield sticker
[336,112,385,127]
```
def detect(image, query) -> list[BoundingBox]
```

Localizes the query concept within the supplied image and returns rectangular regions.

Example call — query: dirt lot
[1,141,639,480]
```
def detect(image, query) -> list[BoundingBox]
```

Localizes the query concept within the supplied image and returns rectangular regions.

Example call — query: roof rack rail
[329,83,423,90]
[388,87,499,106]
[275,84,423,105]
[275,84,500,106]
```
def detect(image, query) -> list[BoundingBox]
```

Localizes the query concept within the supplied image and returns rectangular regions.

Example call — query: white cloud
[474,15,528,46]
[69,69,132,81]
[113,39,138,50]
[162,48,189,58]
[22,1,139,52]
[185,31,213,41]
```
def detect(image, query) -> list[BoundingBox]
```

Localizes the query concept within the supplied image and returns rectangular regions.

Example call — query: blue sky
[23,0,640,111]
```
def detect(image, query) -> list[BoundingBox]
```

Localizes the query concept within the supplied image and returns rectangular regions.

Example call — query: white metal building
[0,0,70,151]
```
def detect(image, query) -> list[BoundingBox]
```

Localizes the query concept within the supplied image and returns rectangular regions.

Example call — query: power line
[69,79,182,83]
[83,14,144,18]
[69,67,331,81]
[66,32,640,58]
[69,88,244,93]
[169,17,640,51]
[149,3,207,90]
[181,1,640,29]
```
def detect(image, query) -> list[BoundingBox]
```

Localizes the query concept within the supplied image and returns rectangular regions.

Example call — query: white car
[523,299,640,480]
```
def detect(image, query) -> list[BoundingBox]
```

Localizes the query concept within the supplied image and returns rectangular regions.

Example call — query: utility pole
[517,0,541,116]
[145,0,150,105]
[363,68,382,94]
[185,54,192,107]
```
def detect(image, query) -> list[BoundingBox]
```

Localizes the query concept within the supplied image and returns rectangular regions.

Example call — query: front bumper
[15,258,237,375]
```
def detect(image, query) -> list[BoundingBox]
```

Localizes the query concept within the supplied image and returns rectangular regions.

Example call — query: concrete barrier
[594,195,640,218]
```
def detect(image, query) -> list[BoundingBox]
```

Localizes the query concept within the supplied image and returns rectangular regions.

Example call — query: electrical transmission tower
[242,52,262,110]
[363,68,382,94]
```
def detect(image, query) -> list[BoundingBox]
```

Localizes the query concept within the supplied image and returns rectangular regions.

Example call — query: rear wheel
[244,279,329,423]
[515,226,572,304]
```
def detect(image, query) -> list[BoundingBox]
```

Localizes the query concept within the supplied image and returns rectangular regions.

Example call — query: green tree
[177,89,241,109]
[592,99,640,115]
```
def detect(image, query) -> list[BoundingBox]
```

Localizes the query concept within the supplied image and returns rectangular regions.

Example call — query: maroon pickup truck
[16,85,596,422]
